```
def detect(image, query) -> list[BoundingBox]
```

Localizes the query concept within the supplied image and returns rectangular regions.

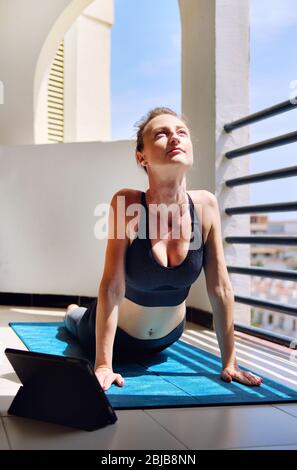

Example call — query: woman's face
[138,114,193,173]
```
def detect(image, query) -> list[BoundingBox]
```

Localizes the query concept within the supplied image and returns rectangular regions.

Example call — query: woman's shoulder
[111,188,143,210]
[188,189,215,205]
[188,190,216,245]
[113,189,143,245]
[113,187,143,215]
[114,187,142,200]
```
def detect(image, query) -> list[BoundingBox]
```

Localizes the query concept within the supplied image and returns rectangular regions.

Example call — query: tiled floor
[1,305,297,450]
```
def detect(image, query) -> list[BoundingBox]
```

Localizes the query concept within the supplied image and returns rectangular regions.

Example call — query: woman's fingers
[102,373,125,391]
[116,374,125,386]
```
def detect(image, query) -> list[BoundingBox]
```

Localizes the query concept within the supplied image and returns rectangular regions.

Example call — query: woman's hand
[95,366,125,391]
[221,362,263,386]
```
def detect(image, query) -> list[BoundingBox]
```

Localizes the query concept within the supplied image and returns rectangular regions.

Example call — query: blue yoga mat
[9,321,297,410]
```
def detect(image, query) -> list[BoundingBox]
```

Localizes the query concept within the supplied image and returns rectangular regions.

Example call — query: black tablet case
[5,348,118,431]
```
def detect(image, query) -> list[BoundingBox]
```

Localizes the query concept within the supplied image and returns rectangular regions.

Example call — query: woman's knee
[64,306,87,338]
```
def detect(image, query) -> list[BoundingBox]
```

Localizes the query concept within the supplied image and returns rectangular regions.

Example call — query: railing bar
[225,165,297,187]
[233,323,296,349]
[234,295,297,316]
[225,201,297,215]
[227,265,297,281]
[224,98,297,133]
[225,130,297,158]
[225,236,297,246]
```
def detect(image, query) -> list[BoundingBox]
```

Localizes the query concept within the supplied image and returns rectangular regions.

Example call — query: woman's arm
[94,285,126,391]
[207,288,236,369]
[95,284,124,369]
[94,188,131,370]
[208,289,262,386]
[202,191,236,367]
[202,192,263,386]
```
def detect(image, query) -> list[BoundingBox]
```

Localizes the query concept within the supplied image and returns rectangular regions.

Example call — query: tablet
[5,348,118,431]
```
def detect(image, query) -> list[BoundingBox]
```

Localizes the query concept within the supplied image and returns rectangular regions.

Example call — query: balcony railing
[223,97,297,348]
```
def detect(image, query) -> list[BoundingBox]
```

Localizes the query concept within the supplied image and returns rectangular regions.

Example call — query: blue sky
[111,0,297,222]
[111,0,180,139]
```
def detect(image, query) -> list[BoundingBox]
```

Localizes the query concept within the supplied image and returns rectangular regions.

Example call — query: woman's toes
[243,373,256,385]
[66,304,79,314]
[249,375,261,385]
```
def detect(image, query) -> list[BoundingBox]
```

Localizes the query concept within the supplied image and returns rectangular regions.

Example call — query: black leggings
[64,298,186,362]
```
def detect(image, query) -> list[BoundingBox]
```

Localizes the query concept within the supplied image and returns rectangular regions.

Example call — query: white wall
[0,141,143,296]
[0,0,98,145]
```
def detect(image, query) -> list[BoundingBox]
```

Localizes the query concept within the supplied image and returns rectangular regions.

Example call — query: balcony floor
[1,305,297,450]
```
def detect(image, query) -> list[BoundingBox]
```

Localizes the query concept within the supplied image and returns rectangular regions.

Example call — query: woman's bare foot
[65,304,79,315]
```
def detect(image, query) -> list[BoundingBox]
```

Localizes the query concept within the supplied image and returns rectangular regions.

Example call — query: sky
[111,0,297,222]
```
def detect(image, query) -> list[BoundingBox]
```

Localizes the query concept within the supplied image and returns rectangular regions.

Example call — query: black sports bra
[124,191,204,307]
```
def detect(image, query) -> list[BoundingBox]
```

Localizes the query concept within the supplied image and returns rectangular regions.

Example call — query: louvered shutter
[48,40,64,143]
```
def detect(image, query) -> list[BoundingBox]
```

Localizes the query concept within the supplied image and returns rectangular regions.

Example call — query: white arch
[34,0,95,141]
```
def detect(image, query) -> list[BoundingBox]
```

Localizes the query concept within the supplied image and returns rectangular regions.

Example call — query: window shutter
[48,40,64,143]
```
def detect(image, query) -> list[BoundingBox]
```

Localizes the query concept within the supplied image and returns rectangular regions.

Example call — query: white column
[179,0,251,324]
[64,0,114,142]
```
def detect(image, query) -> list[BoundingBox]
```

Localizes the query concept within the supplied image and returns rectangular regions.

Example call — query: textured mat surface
[9,321,297,410]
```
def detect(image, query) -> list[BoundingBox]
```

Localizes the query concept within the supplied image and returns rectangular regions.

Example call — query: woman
[64,107,263,391]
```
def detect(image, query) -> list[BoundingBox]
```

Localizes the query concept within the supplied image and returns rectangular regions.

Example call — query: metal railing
[223,97,297,348]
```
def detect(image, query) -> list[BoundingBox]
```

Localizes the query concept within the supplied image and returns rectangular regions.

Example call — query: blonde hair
[133,107,189,174]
